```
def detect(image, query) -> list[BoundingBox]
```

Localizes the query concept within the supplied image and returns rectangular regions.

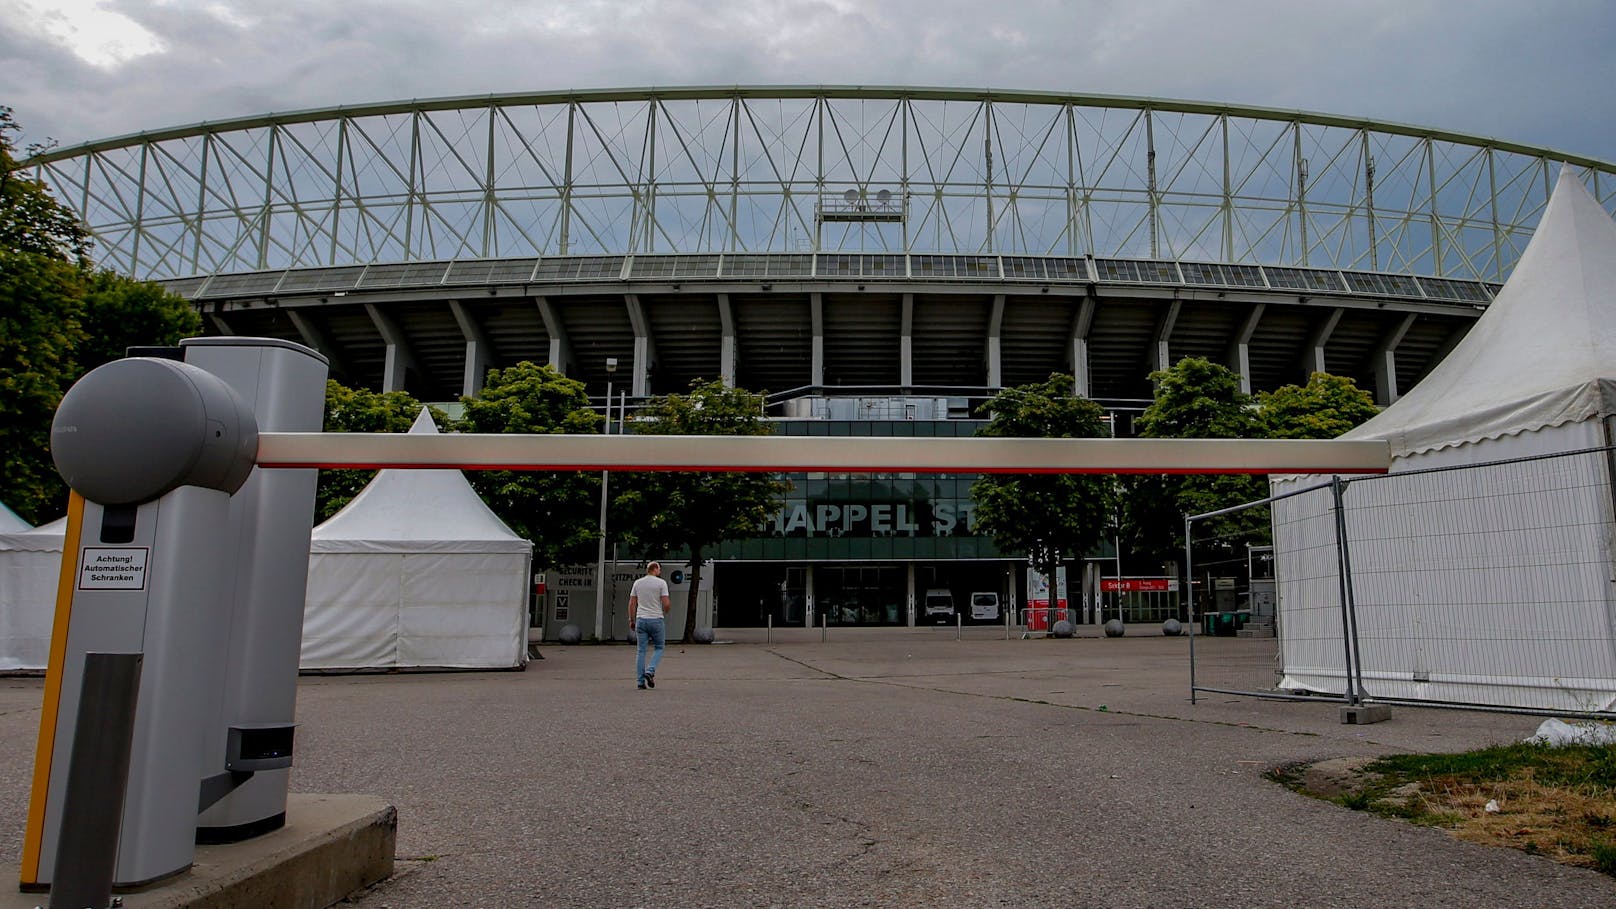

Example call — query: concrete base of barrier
[1339,703,1393,725]
[6,793,395,909]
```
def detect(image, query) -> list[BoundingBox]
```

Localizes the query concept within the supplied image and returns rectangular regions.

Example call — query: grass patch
[1274,741,1616,877]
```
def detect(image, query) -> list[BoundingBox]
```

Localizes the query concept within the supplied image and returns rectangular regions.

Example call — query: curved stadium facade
[32,86,1616,631]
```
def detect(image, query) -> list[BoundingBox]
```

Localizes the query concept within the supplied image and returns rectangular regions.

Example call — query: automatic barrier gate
[24,339,1388,903]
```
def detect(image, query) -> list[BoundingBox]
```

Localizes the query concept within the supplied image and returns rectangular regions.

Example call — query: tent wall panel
[396,551,528,669]
[301,553,404,670]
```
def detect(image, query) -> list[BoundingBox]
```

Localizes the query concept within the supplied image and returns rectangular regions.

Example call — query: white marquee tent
[0,503,30,533]
[302,409,533,670]
[0,517,66,672]
[1272,170,1616,712]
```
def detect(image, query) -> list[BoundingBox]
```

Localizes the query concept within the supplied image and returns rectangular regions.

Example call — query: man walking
[630,561,671,689]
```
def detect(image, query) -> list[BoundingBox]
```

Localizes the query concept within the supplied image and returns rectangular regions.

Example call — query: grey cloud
[1,0,1612,161]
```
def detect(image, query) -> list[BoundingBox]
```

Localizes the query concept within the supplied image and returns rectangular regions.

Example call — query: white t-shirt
[631,574,670,619]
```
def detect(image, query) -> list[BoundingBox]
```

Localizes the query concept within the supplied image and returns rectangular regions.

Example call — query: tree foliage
[0,252,86,523]
[455,361,603,569]
[1120,358,1269,570]
[611,381,784,643]
[0,108,198,523]
[316,381,435,522]
[0,107,90,264]
[1256,372,1380,439]
[76,268,201,373]
[969,374,1115,584]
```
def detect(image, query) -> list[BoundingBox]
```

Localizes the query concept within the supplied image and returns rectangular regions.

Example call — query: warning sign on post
[79,548,150,590]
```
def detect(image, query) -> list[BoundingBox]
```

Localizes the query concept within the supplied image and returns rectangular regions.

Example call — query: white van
[969,592,1000,621]
[922,588,954,623]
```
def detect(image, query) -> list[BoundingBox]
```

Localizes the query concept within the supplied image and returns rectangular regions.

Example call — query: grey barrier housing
[181,338,328,843]
[31,339,326,892]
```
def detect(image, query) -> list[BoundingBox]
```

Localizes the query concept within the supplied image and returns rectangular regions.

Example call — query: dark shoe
[637,681,647,690]
[644,673,655,689]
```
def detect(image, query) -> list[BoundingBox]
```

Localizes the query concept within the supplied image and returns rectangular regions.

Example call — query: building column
[1303,307,1343,378]
[986,294,1005,388]
[285,310,349,380]
[1068,298,1095,398]
[810,292,824,389]
[1228,303,1265,395]
[536,296,574,376]
[906,563,916,627]
[900,293,914,389]
[449,300,493,397]
[1152,299,1182,374]
[366,303,417,393]
[624,294,655,397]
[804,564,816,628]
[717,294,737,387]
[1372,313,1418,405]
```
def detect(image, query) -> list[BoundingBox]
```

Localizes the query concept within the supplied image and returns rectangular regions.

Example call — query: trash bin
[1200,611,1243,636]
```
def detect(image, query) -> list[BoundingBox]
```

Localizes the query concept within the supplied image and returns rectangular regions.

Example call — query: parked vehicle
[969,592,1000,621]
[923,588,954,623]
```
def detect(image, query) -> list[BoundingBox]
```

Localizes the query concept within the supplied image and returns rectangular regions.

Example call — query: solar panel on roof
[1263,267,1345,292]
[198,271,286,297]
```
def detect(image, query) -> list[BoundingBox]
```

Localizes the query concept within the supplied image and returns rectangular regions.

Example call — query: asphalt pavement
[2,627,1612,908]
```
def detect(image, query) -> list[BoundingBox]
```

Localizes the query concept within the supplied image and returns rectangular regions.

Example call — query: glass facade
[714,419,1005,564]
[712,417,1019,627]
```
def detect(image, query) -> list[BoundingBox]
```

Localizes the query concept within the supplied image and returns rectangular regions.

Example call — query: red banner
[1101,578,1177,593]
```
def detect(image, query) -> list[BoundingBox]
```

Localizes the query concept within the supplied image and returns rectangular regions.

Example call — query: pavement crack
[763,649,849,679]
[759,651,1319,737]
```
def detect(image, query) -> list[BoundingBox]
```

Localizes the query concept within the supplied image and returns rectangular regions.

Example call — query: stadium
[27,86,1616,632]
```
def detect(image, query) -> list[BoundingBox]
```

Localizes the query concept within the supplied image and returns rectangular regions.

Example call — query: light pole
[1102,411,1122,625]
[593,357,617,641]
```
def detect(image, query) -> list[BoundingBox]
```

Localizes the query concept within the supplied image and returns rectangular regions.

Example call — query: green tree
[0,107,90,264]
[0,251,86,523]
[1120,357,1269,573]
[76,268,202,372]
[1,110,201,523]
[1257,372,1380,439]
[317,380,433,522]
[455,361,603,569]
[969,374,1115,589]
[611,380,784,643]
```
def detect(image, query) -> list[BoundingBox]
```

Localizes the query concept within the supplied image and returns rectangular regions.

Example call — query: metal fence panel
[1201,445,1616,719]
[1339,447,1616,715]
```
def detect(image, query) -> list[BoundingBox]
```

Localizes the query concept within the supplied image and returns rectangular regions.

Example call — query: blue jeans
[635,617,666,682]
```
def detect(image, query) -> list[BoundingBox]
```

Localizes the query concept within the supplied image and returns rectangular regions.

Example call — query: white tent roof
[311,409,532,554]
[1344,170,1616,456]
[0,517,65,552]
[0,503,30,533]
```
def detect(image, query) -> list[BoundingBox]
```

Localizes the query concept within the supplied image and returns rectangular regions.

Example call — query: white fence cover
[1272,424,1616,713]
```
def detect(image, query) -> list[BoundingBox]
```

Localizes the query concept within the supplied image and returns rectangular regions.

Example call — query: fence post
[821,614,827,643]
[956,612,962,640]
[1335,476,1368,705]
[1330,477,1362,706]
[767,614,772,645]
[1185,516,1197,705]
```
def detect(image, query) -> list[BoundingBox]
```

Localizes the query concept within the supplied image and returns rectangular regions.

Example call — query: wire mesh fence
[1189,446,1616,719]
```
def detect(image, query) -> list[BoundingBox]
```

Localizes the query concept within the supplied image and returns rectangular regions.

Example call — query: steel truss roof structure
[28,86,1616,406]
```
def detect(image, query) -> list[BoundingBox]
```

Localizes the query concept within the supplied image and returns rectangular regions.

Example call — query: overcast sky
[3,0,1615,161]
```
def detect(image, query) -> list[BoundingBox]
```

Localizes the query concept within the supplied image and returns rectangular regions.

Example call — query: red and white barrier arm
[255,433,1390,475]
